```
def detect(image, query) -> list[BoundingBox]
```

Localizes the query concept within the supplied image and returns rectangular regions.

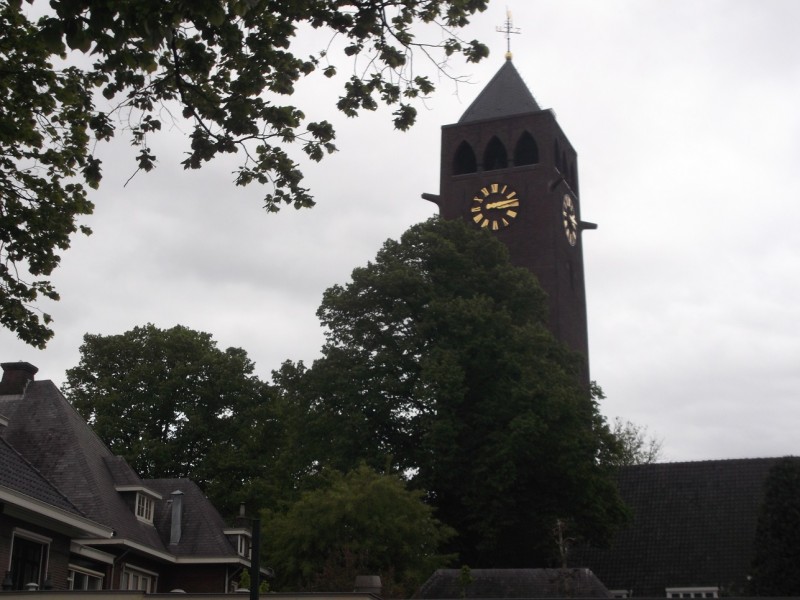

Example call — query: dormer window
[115,485,162,524]
[136,493,154,523]
[224,527,252,559]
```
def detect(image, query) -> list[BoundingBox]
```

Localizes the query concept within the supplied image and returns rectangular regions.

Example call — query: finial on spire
[496,8,521,60]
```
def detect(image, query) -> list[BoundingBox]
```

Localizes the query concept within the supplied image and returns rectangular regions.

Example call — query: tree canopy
[263,465,454,597]
[63,323,274,515]
[609,417,664,466]
[0,0,489,348]
[274,218,628,567]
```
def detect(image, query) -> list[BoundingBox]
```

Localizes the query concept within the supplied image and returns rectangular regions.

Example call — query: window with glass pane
[135,493,154,522]
[10,535,48,590]
[122,567,155,592]
[69,568,103,590]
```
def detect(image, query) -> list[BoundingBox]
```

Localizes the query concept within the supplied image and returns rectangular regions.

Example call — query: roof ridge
[625,456,795,469]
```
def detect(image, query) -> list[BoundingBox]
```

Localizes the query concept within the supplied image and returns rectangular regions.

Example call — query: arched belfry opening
[483,136,508,171]
[452,141,477,175]
[514,131,539,166]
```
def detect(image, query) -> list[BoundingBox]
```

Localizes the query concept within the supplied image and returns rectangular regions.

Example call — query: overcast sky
[3,0,799,463]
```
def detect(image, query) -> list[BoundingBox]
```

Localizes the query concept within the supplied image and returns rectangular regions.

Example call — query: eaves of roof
[78,537,252,568]
[0,485,114,538]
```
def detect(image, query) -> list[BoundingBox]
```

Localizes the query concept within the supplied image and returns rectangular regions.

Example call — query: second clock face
[470,183,520,231]
[562,194,578,246]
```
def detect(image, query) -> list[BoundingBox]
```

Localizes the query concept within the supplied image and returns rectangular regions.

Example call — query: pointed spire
[458,59,541,123]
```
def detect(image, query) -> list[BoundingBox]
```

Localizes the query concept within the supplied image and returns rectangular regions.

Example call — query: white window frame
[135,492,155,523]
[237,534,251,559]
[68,565,104,590]
[224,527,253,559]
[8,529,51,590]
[121,564,158,593]
[666,587,719,598]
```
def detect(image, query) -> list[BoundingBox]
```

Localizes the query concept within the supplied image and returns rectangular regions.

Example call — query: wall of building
[0,513,73,591]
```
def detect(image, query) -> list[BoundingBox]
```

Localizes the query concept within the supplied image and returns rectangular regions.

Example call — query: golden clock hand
[485,199,520,210]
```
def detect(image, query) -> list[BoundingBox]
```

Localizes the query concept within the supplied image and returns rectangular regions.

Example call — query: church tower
[423,56,595,373]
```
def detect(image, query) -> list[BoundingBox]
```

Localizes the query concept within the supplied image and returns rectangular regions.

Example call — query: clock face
[470,183,520,231]
[562,194,578,246]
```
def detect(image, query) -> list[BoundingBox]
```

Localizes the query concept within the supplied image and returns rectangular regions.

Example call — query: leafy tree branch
[0,0,489,347]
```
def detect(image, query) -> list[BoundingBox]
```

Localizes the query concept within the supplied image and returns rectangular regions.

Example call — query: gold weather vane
[496,9,521,60]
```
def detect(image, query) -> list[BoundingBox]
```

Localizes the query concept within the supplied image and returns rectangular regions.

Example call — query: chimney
[0,362,38,395]
[170,491,184,545]
[235,502,249,528]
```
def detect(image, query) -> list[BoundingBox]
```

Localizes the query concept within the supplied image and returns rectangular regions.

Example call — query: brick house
[0,361,256,593]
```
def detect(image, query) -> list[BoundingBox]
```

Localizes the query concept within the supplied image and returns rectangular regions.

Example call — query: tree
[273,218,629,567]
[0,0,489,348]
[609,416,664,466]
[748,457,800,596]
[63,323,274,515]
[263,465,454,597]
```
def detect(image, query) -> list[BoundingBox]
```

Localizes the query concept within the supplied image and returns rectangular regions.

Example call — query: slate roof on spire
[459,59,541,123]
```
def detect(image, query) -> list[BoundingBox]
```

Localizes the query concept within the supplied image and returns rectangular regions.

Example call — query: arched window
[483,136,508,171]
[514,131,539,166]
[452,141,477,175]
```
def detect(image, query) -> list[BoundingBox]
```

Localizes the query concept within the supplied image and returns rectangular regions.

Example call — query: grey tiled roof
[458,60,541,123]
[104,455,146,487]
[417,568,611,599]
[147,478,239,558]
[0,380,166,551]
[1,376,243,564]
[572,458,784,597]
[0,436,82,514]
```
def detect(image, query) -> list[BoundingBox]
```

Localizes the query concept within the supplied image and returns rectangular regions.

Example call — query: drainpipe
[170,491,184,545]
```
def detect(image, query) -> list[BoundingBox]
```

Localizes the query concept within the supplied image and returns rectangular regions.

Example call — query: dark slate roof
[104,455,147,487]
[0,380,166,551]
[572,458,784,597]
[459,59,541,123]
[417,568,611,599]
[147,478,239,558]
[0,435,82,514]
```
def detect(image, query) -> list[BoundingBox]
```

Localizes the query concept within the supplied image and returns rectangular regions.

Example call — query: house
[0,361,256,593]
[572,458,785,598]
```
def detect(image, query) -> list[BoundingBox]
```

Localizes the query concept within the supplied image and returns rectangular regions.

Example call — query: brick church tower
[423,56,596,376]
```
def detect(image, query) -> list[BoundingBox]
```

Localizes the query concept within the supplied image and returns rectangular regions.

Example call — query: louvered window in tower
[483,137,508,171]
[452,141,477,174]
[514,131,539,165]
